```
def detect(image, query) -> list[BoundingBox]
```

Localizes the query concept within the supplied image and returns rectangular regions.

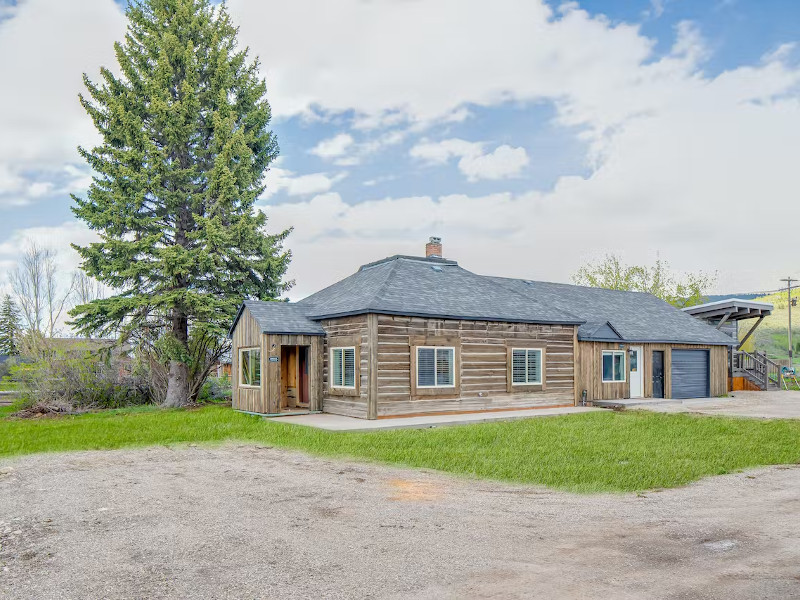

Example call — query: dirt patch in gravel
[1,445,799,599]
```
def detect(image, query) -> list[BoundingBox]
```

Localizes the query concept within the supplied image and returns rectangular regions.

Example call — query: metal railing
[731,350,782,390]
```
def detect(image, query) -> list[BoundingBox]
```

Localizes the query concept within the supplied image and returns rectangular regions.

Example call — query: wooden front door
[652,350,665,399]
[280,345,298,410]
[280,345,311,411]
[298,346,310,407]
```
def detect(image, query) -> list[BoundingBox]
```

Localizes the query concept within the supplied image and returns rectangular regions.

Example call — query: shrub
[10,344,152,415]
[198,376,232,403]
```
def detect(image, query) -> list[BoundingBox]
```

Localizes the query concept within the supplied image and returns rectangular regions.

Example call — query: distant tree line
[572,254,716,309]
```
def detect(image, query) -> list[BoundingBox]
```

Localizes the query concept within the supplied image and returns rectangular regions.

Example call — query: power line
[780,277,796,368]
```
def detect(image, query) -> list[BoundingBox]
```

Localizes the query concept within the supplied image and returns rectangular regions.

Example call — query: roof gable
[229,301,326,337]
[584,321,623,341]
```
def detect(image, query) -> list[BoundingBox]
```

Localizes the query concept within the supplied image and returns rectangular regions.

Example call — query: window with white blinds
[417,347,455,388]
[331,347,356,388]
[511,348,542,385]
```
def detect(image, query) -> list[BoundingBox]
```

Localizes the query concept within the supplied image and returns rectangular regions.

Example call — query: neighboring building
[213,351,232,378]
[229,239,734,419]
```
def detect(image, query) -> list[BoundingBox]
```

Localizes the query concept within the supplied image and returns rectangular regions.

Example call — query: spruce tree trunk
[164,310,190,407]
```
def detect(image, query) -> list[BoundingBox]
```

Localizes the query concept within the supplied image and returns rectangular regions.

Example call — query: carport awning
[683,299,772,322]
[683,298,773,350]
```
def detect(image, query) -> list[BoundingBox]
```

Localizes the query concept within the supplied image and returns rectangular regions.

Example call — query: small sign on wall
[268,356,279,363]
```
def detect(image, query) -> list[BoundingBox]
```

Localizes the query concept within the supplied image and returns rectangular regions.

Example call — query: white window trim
[330,346,357,389]
[416,346,457,389]
[239,347,261,388]
[602,350,627,383]
[511,348,543,386]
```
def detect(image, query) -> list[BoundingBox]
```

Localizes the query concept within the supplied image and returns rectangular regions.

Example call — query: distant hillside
[738,289,800,361]
[705,292,770,303]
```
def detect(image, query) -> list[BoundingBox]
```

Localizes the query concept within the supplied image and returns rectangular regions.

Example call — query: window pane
[602,353,613,381]
[512,349,527,383]
[332,348,343,387]
[343,348,355,387]
[614,353,624,381]
[251,351,261,386]
[630,350,638,373]
[241,350,260,386]
[242,351,252,385]
[527,350,541,384]
[417,348,436,387]
[436,348,454,386]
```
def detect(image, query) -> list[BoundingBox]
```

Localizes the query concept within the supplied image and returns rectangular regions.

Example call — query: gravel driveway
[1,445,799,599]
[632,390,800,419]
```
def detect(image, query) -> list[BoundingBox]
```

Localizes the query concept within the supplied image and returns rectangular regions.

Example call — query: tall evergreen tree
[0,295,22,356]
[71,0,291,406]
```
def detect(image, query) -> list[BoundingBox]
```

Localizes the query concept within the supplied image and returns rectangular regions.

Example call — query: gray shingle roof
[231,301,326,336]
[297,256,584,325]
[489,277,734,345]
[231,256,734,346]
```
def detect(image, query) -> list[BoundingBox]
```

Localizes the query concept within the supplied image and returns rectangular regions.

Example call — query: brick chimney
[425,236,442,259]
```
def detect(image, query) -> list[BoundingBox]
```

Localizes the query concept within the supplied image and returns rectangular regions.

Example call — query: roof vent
[431,265,443,272]
[426,236,442,259]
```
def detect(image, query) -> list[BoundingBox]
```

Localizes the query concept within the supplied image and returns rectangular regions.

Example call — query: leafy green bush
[197,376,232,403]
[0,356,17,387]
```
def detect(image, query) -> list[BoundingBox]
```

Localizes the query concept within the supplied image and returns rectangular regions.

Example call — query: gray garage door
[671,349,710,399]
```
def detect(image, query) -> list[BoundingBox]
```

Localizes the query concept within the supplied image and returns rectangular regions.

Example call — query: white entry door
[629,347,644,398]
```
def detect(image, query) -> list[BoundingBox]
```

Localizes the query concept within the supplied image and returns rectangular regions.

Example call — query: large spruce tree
[71,0,291,406]
[0,295,22,356]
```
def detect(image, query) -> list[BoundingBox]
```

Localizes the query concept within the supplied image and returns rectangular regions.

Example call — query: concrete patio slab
[267,405,601,431]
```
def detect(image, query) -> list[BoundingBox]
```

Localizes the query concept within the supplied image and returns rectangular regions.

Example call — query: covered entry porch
[230,302,325,416]
[268,335,324,414]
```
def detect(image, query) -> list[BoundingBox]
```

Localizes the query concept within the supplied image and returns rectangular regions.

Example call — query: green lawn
[1,405,799,493]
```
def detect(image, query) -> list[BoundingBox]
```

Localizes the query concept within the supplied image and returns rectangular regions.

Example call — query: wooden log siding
[231,307,267,414]
[373,315,576,417]
[575,342,728,402]
[320,315,370,418]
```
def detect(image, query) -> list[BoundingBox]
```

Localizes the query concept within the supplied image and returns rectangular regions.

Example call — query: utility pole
[781,277,796,369]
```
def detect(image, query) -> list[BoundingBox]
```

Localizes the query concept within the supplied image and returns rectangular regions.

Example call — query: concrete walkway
[621,390,800,419]
[267,405,600,431]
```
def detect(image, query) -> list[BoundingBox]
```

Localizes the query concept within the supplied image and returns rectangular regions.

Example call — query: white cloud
[410,139,529,181]
[230,0,652,128]
[309,134,355,159]
[0,219,97,293]
[310,130,410,166]
[3,0,800,292]
[0,0,126,201]
[458,145,530,181]
[262,167,347,199]
[410,139,483,165]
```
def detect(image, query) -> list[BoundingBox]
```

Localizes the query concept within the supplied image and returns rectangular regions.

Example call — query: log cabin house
[229,238,734,419]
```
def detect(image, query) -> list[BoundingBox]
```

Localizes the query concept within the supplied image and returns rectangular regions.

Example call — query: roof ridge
[369,258,402,308]
[489,274,585,323]
[359,255,458,271]
[489,275,657,297]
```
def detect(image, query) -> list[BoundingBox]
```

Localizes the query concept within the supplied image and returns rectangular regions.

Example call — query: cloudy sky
[1,0,799,304]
